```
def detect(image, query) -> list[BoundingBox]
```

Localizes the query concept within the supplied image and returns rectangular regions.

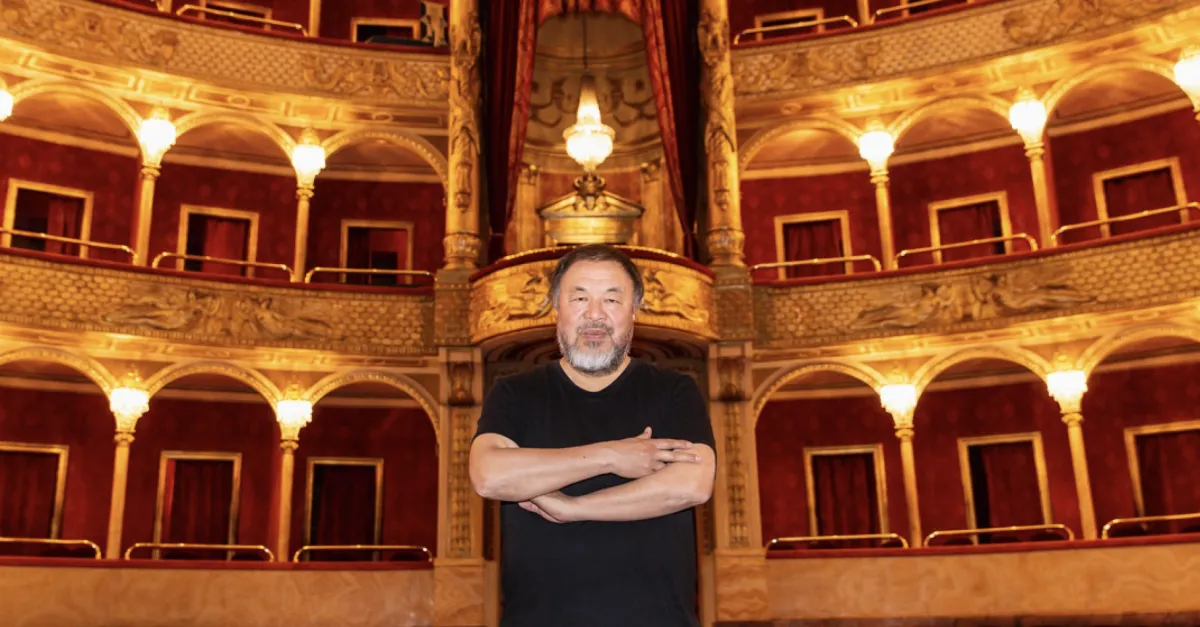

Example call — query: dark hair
[549,244,644,308]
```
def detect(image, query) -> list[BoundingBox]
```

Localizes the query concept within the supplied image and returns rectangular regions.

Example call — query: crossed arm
[469,429,716,523]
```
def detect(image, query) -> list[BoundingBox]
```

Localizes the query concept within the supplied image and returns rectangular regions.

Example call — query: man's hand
[603,427,701,479]
[520,491,575,523]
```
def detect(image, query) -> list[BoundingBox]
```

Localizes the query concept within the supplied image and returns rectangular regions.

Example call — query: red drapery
[0,450,59,538]
[811,452,879,536]
[185,214,250,276]
[12,191,82,256]
[347,227,408,285]
[936,201,1003,262]
[1102,168,1179,236]
[310,464,378,546]
[783,219,843,278]
[486,0,699,259]
[161,458,235,545]
[1136,430,1200,533]
[967,442,1043,531]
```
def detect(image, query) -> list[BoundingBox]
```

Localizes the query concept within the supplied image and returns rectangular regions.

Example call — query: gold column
[1048,371,1097,539]
[132,165,159,266]
[699,3,745,267]
[895,427,923,547]
[509,163,541,254]
[444,0,483,269]
[872,168,897,269]
[292,185,313,282]
[105,387,148,559]
[856,0,871,24]
[274,439,298,560]
[639,159,666,251]
[1024,141,1056,247]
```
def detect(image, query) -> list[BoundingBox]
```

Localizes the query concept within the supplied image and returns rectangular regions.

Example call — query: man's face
[555,259,637,376]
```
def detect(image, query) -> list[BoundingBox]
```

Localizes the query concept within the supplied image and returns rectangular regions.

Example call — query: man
[470,244,717,627]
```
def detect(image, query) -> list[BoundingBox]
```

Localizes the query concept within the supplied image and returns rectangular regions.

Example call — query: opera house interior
[2,0,1200,624]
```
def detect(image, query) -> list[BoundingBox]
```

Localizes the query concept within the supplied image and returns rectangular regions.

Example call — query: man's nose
[585,299,606,320]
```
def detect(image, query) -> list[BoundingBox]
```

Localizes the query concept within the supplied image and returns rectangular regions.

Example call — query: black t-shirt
[475,358,714,627]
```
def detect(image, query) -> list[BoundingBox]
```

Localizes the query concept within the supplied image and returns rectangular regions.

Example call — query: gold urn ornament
[537,172,645,245]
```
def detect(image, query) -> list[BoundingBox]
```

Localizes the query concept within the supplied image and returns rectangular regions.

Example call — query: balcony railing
[750,254,883,279]
[293,544,432,562]
[0,228,139,264]
[0,537,102,558]
[925,524,1074,546]
[766,533,908,549]
[174,4,308,36]
[895,233,1039,267]
[1101,512,1200,539]
[1052,203,1200,246]
[151,252,295,281]
[124,542,275,561]
[303,267,435,286]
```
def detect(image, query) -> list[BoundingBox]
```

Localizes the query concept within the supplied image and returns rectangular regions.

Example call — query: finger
[652,461,666,471]
[653,439,693,450]
[657,450,702,463]
[637,427,652,439]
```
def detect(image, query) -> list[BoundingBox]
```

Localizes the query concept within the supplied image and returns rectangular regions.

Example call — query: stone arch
[890,95,1014,143]
[1077,323,1200,376]
[0,346,118,394]
[145,361,282,405]
[172,111,297,160]
[1043,58,1181,116]
[306,369,442,444]
[322,128,450,191]
[738,116,864,171]
[913,346,1053,395]
[751,361,888,425]
[8,80,143,141]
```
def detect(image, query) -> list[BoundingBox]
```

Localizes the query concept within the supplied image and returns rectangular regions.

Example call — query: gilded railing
[733,16,858,44]
[293,544,432,562]
[1101,512,1200,539]
[895,233,1038,267]
[151,252,294,280]
[175,4,308,36]
[1052,203,1200,245]
[0,228,139,264]
[0,537,101,558]
[924,524,1074,545]
[124,542,274,560]
[766,533,908,549]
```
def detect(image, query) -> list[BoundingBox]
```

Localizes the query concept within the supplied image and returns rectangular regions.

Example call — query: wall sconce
[291,128,326,188]
[1008,88,1048,145]
[878,383,918,427]
[137,107,177,167]
[857,125,895,173]
[275,398,313,440]
[0,83,12,122]
[1173,47,1200,104]
[1046,370,1088,412]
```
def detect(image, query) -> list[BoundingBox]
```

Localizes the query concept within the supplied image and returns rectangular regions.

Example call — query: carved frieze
[1002,0,1181,46]
[732,42,881,97]
[0,0,178,67]
[300,54,449,102]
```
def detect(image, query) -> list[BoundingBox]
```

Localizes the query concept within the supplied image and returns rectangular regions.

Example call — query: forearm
[471,444,611,502]
[568,463,712,522]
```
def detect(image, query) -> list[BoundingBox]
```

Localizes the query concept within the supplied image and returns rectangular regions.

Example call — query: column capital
[113,430,136,445]
[279,439,300,452]
[1023,141,1046,159]
[894,426,915,440]
[1061,411,1084,427]
[870,167,890,186]
[442,231,482,270]
[295,184,315,201]
[140,164,161,179]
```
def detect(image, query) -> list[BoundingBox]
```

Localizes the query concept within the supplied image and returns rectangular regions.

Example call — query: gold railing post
[444,0,483,269]
[292,185,314,282]
[1047,371,1097,540]
[700,2,745,267]
[105,385,149,558]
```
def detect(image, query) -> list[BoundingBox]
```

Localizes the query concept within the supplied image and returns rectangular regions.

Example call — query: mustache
[576,323,613,334]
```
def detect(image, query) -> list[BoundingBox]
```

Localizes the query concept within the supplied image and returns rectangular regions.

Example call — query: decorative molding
[1001,0,1180,46]
[0,0,179,68]
[300,54,449,102]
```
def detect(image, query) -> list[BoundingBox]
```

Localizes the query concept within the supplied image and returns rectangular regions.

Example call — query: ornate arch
[738,116,863,171]
[173,111,297,158]
[0,347,117,394]
[145,361,282,404]
[322,128,450,190]
[751,361,888,425]
[1076,323,1200,376]
[1043,58,1181,116]
[889,95,1013,143]
[306,369,441,444]
[8,80,143,140]
[912,347,1053,395]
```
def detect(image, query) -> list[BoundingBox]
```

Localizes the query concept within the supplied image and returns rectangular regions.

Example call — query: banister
[175,4,308,36]
[733,15,858,44]
[766,533,908,548]
[924,523,1073,546]
[151,252,294,281]
[751,254,883,275]
[0,228,139,264]
[123,542,274,560]
[0,537,101,558]
[873,0,964,23]
[894,233,1038,267]
[1051,202,1200,246]
[292,544,432,562]
[1101,512,1200,539]
[303,267,436,284]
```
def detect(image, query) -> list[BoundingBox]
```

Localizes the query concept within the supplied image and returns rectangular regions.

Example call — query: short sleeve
[474,377,525,446]
[658,374,716,452]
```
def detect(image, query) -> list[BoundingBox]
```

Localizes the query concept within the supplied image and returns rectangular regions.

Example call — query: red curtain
[346,228,408,285]
[936,201,1004,262]
[12,191,82,256]
[1102,168,1179,236]
[161,459,235,545]
[967,442,1043,530]
[783,219,844,278]
[1136,430,1200,533]
[0,450,61,538]
[812,453,879,536]
[485,0,699,259]
[189,216,249,276]
[310,464,378,546]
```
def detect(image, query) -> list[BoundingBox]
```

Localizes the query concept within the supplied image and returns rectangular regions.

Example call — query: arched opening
[307,132,447,286]
[913,357,1075,544]
[755,367,904,549]
[1045,65,1198,244]
[298,378,439,561]
[1,86,142,263]
[125,371,280,560]
[889,101,1035,266]
[1077,331,1200,536]
[153,116,297,281]
[739,124,879,279]
[0,358,116,556]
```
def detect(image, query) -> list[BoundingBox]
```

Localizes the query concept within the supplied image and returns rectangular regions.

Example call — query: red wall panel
[149,163,297,275]
[740,171,880,273]
[756,394,907,544]
[122,397,280,552]
[1080,362,1200,528]
[265,0,313,31]
[319,0,428,41]
[727,0,864,41]
[306,179,445,275]
[0,136,139,262]
[288,406,438,555]
[0,387,115,545]
[888,143,1039,264]
[1050,107,1200,232]
[912,380,1080,537]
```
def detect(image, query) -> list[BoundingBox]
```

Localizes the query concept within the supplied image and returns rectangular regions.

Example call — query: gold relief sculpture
[102,285,342,341]
[850,266,1096,331]
[447,362,474,406]
[717,357,745,402]
[299,54,449,102]
[448,405,476,558]
[470,269,553,340]
[641,269,708,324]
[1,0,179,67]
[1002,0,1180,46]
[733,41,882,96]
[448,11,482,214]
[698,9,736,214]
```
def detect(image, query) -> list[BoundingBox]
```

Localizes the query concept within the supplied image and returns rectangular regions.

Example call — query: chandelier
[563,13,615,171]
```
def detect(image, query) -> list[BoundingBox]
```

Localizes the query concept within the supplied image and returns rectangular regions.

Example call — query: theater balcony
[1,0,1200,625]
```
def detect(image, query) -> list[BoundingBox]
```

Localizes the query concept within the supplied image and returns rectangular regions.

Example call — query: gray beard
[558,325,632,376]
